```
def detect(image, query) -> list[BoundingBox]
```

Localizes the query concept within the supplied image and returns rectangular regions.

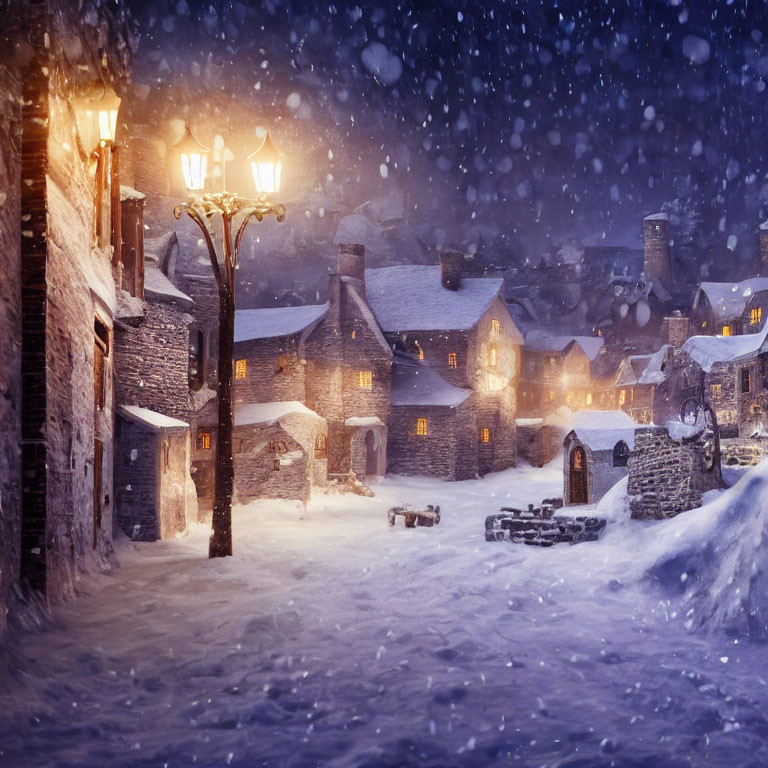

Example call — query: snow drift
[646,459,768,641]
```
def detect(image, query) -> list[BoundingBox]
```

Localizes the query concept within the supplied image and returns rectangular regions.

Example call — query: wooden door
[569,446,588,504]
[365,430,377,476]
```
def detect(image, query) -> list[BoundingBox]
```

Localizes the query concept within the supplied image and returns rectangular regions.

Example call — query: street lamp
[173,127,286,559]
[73,84,121,153]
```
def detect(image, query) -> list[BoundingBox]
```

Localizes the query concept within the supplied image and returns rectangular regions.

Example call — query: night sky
[125,0,768,282]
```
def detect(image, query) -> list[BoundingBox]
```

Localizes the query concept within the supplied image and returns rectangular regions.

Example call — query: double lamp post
[173,127,285,558]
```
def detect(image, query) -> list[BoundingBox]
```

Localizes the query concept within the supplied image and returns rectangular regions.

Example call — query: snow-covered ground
[2,463,768,767]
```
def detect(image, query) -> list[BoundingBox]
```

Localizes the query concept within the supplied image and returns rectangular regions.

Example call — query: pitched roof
[682,322,768,372]
[615,345,673,387]
[569,409,637,451]
[391,355,472,407]
[234,303,329,342]
[365,265,508,333]
[524,330,604,361]
[693,278,768,323]
[143,264,194,306]
[118,405,189,431]
[235,401,324,427]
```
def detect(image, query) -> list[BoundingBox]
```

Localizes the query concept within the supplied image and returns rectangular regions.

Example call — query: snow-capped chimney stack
[662,312,690,348]
[337,243,366,287]
[439,250,464,291]
[643,213,672,290]
[759,221,768,275]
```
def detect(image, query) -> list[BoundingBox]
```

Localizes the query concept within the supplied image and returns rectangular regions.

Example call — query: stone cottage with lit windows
[615,345,674,424]
[232,247,524,486]
[518,332,610,417]
[691,277,768,337]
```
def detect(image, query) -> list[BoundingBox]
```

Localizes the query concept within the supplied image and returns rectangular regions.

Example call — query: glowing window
[751,307,762,325]
[351,329,356,339]
[235,359,247,379]
[448,352,457,368]
[586,392,593,405]
[415,340,424,360]
[572,449,583,470]
[480,428,490,443]
[722,325,732,337]
[358,370,372,389]
[619,389,626,405]
[491,319,500,334]
[548,389,555,401]
[314,433,327,459]
[488,345,498,367]
[711,383,722,396]
[416,418,428,436]
[197,431,211,450]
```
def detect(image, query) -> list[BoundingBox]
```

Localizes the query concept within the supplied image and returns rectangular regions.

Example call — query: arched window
[612,440,629,467]
[189,328,205,391]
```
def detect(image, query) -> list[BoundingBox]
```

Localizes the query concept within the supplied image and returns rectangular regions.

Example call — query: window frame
[416,417,428,436]
[448,352,457,368]
[235,358,247,380]
[480,427,490,443]
[358,370,373,389]
[197,431,212,450]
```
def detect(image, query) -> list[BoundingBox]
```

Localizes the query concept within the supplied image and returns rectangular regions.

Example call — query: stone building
[515,406,572,468]
[643,213,673,291]
[562,410,637,506]
[233,402,327,505]
[365,253,523,477]
[114,406,190,541]
[0,0,134,628]
[112,193,200,539]
[691,277,768,337]
[518,332,610,416]
[615,345,674,424]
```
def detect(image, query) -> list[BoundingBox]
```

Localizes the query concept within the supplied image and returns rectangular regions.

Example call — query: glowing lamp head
[75,85,121,148]
[247,131,282,196]
[175,125,209,192]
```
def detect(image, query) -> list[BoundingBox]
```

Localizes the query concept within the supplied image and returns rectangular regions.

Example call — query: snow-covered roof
[693,278,768,322]
[118,405,189,431]
[235,401,324,427]
[345,416,385,427]
[120,185,145,202]
[645,212,669,222]
[234,303,329,342]
[615,345,673,387]
[143,264,194,306]
[524,330,604,361]
[569,409,636,451]
[682,322,768,372]
[365,265,511,333]
[391,357,472,407]
[760,221,768,232]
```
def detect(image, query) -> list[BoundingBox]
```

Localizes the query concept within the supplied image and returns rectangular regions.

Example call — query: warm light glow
[586,392,593,405]
[198,431,211,450]
[247,131,282,196]
[722,325,732,336]
[480,428,490,443]
[416,418,428,436]
[235,359,247,379]
[619,389,626,405]
[358,370,372,389]
[448,352,457,368]
[488,344,498,367]
[491,319,500,334]
[175,125,210,192]
[751,307,762,325]
[74,85,121,148]
[487,373,506,392]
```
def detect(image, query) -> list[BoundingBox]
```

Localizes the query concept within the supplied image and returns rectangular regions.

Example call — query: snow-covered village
[4,1,768,766]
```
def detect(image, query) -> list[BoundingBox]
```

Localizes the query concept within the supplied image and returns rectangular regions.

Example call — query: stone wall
[628,426,723,519]
[234,414,326,504]
[516,425,565,467]
[720,437,768,467]
[0,60,23,631]
[233,335,306,405]
[643,215,672,289]
[114,418,157,539]
[706,362,739,437]
[114,299,193,422]
[388,401,478,480]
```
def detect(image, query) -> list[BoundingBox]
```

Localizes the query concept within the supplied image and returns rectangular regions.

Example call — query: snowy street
[2,465,768,768]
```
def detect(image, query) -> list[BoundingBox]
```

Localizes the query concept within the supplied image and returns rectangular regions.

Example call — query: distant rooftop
[683,322,768,372]
[143,264,193,306]
[644,212,669,222]
[570,409,637,451]
[234,303,328,343]
[693,278,768,322]
[118,404,188,431]
[616,345,673,387]
[524,330,604,361]
[365,265,511,333]
[235,401,323,427]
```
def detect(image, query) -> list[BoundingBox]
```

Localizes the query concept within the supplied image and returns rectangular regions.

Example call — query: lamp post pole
[173,124,285,557]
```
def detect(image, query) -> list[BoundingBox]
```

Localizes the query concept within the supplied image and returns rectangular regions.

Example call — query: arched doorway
[364,430,378,477]
[569,446,588,504]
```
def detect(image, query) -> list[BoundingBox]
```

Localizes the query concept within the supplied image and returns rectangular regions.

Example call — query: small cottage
[233,401,327,505]
[562,410,637,505]
[691,277,768,337]
[115,405,192,540]
[615,344,674,424]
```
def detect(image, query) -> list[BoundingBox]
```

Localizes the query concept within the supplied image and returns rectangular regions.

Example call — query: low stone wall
[517,424,564,467]
[628,426,723,520]
[720,437,768,467]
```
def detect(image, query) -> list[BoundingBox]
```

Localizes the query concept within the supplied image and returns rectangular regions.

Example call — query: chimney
[759,221,768,275]
[662,312,690,348]
[643,213,672,289]
[337,243,365,286]
[439,250,464,291]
